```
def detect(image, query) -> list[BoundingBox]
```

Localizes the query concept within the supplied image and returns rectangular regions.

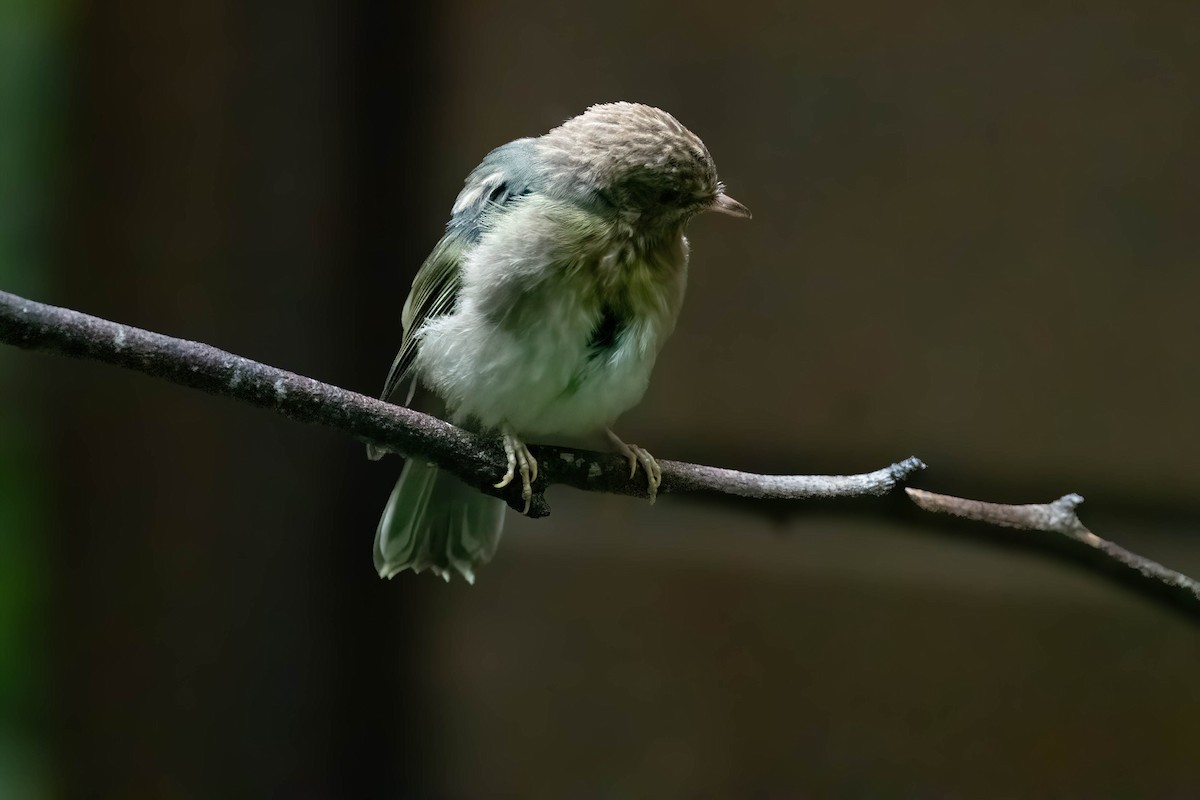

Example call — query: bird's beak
[709,192,752,219]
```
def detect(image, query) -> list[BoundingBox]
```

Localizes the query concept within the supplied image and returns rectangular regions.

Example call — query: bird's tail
[373,459,506,583]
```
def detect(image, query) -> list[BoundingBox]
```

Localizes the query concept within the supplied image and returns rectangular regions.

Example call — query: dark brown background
[4,0,1199,796]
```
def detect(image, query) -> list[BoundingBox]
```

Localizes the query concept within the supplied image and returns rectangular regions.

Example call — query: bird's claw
[606,429,662,504]
[495,428,538,514]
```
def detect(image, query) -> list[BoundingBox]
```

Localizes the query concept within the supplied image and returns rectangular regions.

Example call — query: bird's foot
[495,426,538,514]
[605,428,661,504]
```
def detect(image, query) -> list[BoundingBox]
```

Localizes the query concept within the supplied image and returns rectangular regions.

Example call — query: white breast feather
[414,199,688,439]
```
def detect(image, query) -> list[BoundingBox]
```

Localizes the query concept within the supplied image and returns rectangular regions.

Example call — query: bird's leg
[494,424,538,514]
[605,428,661,505]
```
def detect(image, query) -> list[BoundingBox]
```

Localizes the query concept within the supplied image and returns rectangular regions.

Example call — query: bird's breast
[417,202,689,437]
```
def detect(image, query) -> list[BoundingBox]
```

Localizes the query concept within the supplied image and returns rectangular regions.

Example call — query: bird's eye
[486,182,507,204]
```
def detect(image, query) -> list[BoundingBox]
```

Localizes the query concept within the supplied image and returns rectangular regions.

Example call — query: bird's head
[539,102,750,229]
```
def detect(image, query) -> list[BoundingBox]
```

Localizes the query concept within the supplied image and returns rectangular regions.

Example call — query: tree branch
[2,288,1197,619]
[0,290,921,517]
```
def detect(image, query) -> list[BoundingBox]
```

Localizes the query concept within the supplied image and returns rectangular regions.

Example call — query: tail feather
[374,459,505,583]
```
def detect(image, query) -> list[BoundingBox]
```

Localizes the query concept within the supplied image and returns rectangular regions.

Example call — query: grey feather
[379,139,546,405]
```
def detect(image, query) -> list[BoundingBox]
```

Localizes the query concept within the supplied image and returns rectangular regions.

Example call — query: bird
[369,101,750,582]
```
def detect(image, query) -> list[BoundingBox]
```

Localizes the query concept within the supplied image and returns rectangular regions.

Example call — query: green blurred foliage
[0,0,67,796]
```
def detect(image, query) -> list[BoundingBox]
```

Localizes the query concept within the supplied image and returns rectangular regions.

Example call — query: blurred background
[2,0,1199,796]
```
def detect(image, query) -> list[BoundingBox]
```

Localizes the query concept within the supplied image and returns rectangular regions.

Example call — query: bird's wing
[379,234,465,404]
[380,138,542,404]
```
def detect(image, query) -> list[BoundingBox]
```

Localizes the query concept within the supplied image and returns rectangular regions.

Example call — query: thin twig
[907,488,1200,607]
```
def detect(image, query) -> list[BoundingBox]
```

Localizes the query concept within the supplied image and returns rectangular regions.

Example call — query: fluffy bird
[370,102,749,582]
